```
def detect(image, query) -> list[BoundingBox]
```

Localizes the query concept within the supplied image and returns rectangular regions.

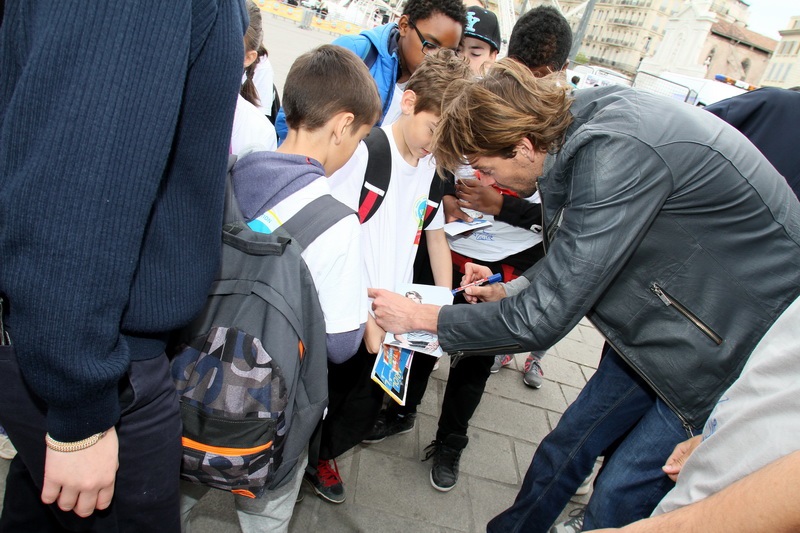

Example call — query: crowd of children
[0,1,668,532]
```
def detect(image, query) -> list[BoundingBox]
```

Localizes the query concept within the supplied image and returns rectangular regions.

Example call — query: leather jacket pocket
[650,283,723,345]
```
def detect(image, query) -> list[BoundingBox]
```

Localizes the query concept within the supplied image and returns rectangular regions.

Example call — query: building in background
[761,16,800,88]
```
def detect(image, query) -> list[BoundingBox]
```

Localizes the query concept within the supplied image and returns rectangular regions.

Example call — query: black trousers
[318,342,385,461]
[0,347,182,533]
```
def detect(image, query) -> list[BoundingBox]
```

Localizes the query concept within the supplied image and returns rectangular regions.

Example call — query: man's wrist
[45,430,108,453]
[413,304,441,333]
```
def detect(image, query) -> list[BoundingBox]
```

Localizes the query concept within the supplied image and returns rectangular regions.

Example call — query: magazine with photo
[383,283,454,357]
[371,343,414,405]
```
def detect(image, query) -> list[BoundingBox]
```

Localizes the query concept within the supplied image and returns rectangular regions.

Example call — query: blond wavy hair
[432,58,574,173]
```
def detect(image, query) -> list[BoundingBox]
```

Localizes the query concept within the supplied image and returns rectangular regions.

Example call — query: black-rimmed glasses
[409,20,440,56]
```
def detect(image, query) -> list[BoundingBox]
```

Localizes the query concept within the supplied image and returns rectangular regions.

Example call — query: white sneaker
[0,433,17,460]
[575,458,602,495]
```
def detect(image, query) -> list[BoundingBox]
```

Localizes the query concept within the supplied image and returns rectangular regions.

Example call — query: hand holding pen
[452,273,502,295]
[458,264,508,304]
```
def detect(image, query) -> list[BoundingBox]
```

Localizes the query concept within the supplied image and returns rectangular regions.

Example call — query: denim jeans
[487,348,691,533]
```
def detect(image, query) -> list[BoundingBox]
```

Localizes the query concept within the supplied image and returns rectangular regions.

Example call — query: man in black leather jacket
[369,59,800,532]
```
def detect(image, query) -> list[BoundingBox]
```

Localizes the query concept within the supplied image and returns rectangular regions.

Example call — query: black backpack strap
[281,195,354,250]
[359,126,392,224]
[421,169,448,230]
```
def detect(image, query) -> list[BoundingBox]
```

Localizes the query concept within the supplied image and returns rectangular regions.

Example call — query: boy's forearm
[425,228,453,289]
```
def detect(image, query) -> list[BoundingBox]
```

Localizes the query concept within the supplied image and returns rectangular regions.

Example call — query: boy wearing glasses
[274,0,466,140]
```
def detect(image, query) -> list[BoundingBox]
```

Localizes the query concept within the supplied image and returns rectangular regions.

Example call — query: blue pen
[451,273,502,295]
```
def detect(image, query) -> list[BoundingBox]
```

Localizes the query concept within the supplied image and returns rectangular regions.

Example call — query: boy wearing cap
[459,6,501,73]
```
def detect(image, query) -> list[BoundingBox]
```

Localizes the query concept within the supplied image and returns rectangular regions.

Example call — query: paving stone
[470,394,551,445]
[547,411,563,431]
[354,449,472,530]
[513,440,537,485]
[561,383,583,407]
[576,323,606,350]
[418,376,443,417]
[484,368,570,414]
[552,337,601,368]
[581,365,597,382]
[310,500,449,533]
[466,475,522,531]
[460,428,519,485]
[538,354,588,389]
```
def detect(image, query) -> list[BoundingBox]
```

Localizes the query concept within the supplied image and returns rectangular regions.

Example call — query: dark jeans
[0,347,182,533]
[487,348,691,533]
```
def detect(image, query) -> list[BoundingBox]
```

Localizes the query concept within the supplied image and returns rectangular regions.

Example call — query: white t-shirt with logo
[248,177,366,334]
[448,187,543,262]
[328,124,443,292]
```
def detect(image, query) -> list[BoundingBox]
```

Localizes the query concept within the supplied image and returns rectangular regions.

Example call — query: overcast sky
[746,0,797,40]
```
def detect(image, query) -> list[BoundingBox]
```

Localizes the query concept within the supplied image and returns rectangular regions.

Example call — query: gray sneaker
[523,354,544,389]
[490,354,513,373]
[549,507,585,533]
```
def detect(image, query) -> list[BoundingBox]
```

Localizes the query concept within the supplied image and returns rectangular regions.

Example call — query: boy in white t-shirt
[179,45,381,533]
[305,49,472,505]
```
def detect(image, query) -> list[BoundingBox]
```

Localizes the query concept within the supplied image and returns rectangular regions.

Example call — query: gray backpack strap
[223,155,243,224]
[281,195,354,249]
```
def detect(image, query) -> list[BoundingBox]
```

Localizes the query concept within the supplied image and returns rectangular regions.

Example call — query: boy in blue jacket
[275,0,466,140]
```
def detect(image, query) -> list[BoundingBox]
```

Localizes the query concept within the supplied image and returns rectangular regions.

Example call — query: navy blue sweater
[0,0,245,441]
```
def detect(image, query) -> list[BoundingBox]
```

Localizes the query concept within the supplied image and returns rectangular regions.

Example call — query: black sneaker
[362,411,416,444]
[304,459,346,504]
[422,434,468,492]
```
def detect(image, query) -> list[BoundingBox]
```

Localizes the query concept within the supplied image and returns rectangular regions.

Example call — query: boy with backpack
[274,0,466,140]
[177,45,381,533]
[301,49,473,505]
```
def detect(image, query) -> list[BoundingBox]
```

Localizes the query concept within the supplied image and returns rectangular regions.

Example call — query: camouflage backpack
[170,159,353,498]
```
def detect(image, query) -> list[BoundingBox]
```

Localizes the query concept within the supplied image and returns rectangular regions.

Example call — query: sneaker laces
[316,459,342,488]
[564,507,585,530]
[524,357,543,376]
[422,440,461,467]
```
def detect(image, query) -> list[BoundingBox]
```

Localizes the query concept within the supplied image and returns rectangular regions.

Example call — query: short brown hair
[433,57,574,172]
[283,45,381,131]
[406,48,473,115]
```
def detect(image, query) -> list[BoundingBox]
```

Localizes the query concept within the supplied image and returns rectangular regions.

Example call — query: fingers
[367,287,384,300]
[41,477,61,506]
[464,283,506,303]
[661,435,702,482]
[443,195,472,223]
[463,262,493,283]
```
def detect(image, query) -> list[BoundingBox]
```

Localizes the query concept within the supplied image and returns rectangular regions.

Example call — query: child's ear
[244,49,258,68]
[332,112,356,145]
[397,14,411,37]
[400,90,417,116]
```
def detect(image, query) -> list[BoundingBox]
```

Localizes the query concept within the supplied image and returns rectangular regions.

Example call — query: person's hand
[456,179,503,216]
[41,426,119,517]
[662,435,703,482]
[368,288,439,334]
[364,314,386,354]
[443,195,472,223]
[461,263,506,303]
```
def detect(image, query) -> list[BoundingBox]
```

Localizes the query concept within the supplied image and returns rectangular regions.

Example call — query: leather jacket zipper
[650,283,723,346]
[449,344,522,357]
